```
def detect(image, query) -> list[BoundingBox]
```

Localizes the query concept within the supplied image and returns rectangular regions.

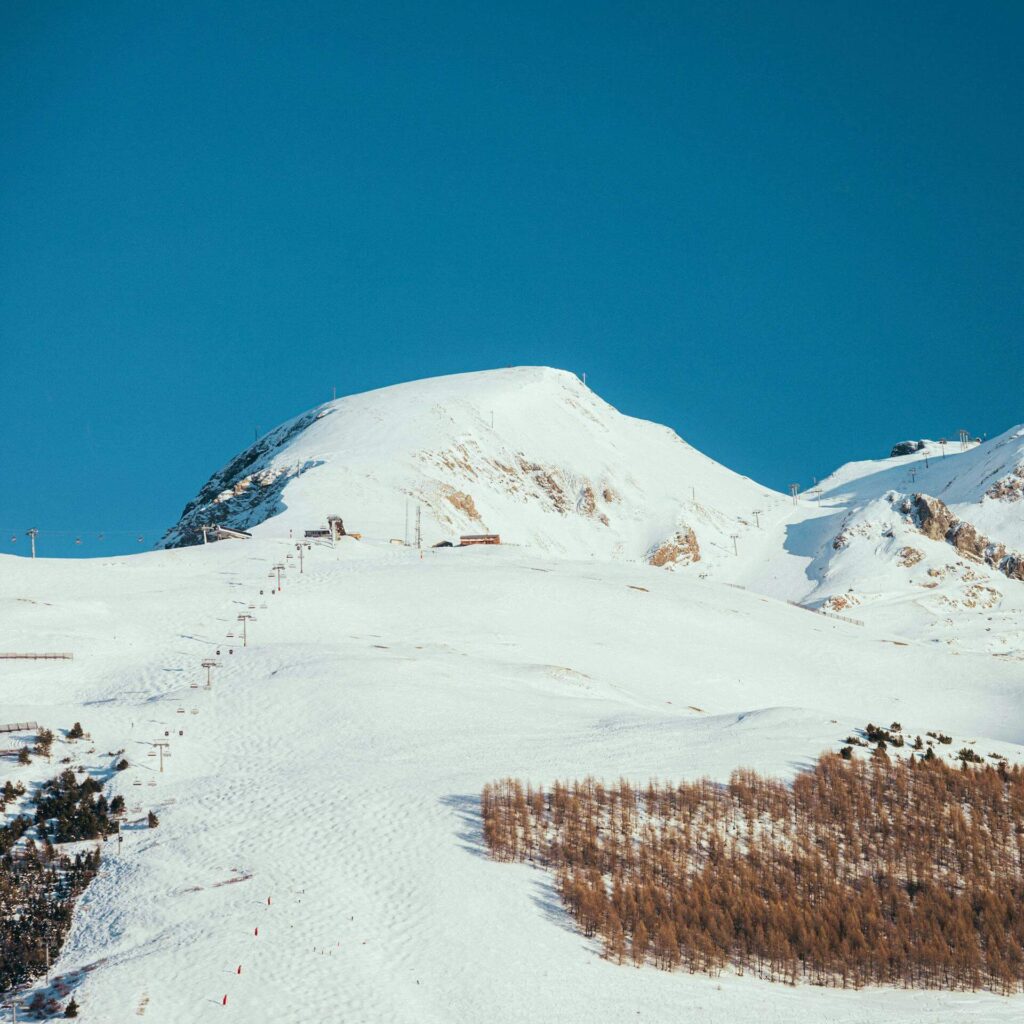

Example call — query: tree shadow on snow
[438,793,489,861]
[10,961,103,1021]
[527,874,584,939]
[438,794,586,943]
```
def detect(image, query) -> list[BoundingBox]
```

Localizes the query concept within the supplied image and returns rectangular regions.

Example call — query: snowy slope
[161,367,1024,653]
[161,367,784,571]
[735,427,1024,655]
[2,540,1023,1024]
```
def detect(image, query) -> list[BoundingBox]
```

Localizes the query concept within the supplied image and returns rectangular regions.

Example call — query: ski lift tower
[201,658,221,690]
[271,564,285,591]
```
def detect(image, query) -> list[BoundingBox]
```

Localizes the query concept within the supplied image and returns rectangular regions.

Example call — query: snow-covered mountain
[4,371,1024,1024]
[161,367,780,568]
[737,428,1024,656]
[162,367,1024,655]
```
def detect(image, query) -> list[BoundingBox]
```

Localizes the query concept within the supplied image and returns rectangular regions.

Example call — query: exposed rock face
[1002,555,1024,581]
[443,488,481,522]
[948,522,993,562]
[160,407,333,548]
[890,440,926,457]
[901,493,1023,584]
[912,495,956,541]
[421,446,618,529]
[649,527,700,568]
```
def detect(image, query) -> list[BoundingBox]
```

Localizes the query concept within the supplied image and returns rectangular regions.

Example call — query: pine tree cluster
[482,753,1024,992]
[1,768,117,993]
[34,769,117,844]
[0,839,101,992]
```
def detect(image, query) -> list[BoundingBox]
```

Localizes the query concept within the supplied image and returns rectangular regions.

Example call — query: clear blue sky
[2,1,1021,557]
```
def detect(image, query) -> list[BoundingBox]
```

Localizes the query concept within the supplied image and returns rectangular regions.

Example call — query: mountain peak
[160,367,773,564]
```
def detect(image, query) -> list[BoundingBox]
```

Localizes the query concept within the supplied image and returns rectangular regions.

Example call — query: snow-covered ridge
[161,367,1023,654]
[739,425,1024,655]
[161,367,779,566]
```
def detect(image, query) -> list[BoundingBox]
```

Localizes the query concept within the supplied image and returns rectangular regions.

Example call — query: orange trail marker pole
[236,965,242,975]
[254,926,259,936]
[222,994,228,1006]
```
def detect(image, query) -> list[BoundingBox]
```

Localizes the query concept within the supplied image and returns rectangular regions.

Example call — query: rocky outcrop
[649,527,700,568]
[442,488,482,522]
[948,522,1005,564]
[986,464,1024,502]
[897,547,923,568]
[822,593,860,613]
[1002,555,1024,581]
[160,406,333,548]
[900,493,1024,585]
[890,440,926,457]
[161,459,319,548]
[912,495,956,541]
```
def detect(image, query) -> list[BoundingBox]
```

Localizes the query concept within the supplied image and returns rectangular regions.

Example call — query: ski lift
[147,751,156,757]
[75,537,82,545]
[190,708,199,715]
[190,682,198,689]
[132,779,142,786]
[137,535,144,543]
[176,707,185,715]
[9,534,15,543]
[147,780,156,787]
[98,532,104,541]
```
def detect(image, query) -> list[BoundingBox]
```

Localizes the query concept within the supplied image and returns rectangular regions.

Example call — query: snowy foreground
[2,538,1023,1023]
